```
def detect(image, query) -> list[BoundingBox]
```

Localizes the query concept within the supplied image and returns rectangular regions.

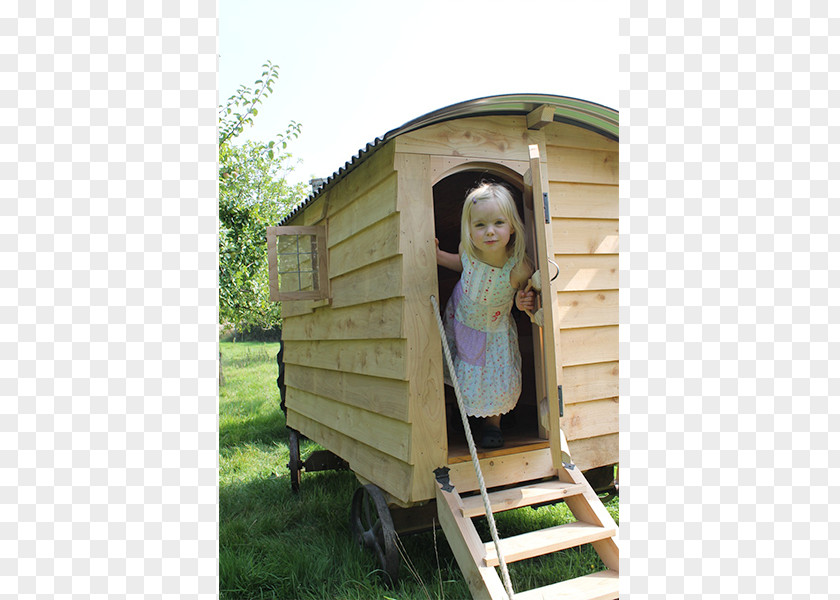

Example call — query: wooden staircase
[436,463,619,600]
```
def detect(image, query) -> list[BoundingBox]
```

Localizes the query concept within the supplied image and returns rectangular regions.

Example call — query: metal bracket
[434,466,453,492]
[543,192,551,224]
[303,450,349,473]
[558,385,564,418]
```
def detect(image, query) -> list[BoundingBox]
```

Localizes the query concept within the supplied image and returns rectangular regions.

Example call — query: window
[267,225,329,301]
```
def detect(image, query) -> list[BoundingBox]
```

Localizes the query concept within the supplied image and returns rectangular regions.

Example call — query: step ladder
[436,464,619,600]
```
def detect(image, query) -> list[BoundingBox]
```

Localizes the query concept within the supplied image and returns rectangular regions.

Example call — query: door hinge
[434,466,453,492]
[543,192,551,224]
[558,385,564,417]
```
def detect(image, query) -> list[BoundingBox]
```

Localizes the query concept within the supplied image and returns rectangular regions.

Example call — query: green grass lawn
[219,340,619,599]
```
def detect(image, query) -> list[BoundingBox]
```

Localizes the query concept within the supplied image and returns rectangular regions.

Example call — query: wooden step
[484,521,616,567]
[513,569,618,600]
[461,480,587,518]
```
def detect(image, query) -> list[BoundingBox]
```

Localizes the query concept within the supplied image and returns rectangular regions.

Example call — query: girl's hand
[515,288,536,312]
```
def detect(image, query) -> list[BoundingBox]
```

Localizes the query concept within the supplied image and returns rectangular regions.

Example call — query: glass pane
[274,233,320,294]
[277,252,300,273]
[279,271,297,293]
[299,271,313,290]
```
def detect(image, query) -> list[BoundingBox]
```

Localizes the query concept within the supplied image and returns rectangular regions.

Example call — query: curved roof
[281,94,617,224]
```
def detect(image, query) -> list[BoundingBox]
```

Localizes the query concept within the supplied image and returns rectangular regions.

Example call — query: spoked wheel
[287,428,302,493]
[349,484,400,585]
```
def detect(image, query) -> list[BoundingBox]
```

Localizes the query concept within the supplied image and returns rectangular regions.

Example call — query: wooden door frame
[524,144,567,471]
[431,157,555,453]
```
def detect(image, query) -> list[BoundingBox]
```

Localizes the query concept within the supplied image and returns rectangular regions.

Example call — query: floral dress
[443,252,521,417]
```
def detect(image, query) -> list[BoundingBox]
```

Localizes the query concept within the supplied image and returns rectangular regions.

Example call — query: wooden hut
[268,94,619,599]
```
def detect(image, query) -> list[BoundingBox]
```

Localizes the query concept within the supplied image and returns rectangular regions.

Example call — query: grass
[219,341,619,599]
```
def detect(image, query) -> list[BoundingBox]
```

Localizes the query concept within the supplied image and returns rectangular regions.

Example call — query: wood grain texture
[287,409,413,502]
[558,326,619,366]
[526,104,555,130]
[329,255,403,309]
[528,143,567,473]
[562,361,619,405]
[436,484,507,600]
[551,218,618,254]
[547,146,618,185]
[286,386,412,463]
[281,297,403,341]
[322,142,396,218]
[430,156,529,185]
[394,152,447,501]
[513,570,619,600]
[560,397,619,441]
[447,447,556,494]
[284,363,410,421]
[555,289,619,330]
[328,212,401,278]
[542,121,618,152]
[554,452,619,572]
[566,433,618,472]
[283,338,407,380]
[395,116,531,161]
[548,181,618,219]
[327,173,398,247]
[551,254,618,292]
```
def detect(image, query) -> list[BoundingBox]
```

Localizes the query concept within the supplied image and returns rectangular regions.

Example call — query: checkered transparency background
[2,0,838,598]
[1,1,218,598]
[620,3,839,599]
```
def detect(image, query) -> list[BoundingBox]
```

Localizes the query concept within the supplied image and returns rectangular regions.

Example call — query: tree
[219,61,308,340]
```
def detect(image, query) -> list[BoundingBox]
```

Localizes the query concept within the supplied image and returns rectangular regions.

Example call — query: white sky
[220,0,618,187]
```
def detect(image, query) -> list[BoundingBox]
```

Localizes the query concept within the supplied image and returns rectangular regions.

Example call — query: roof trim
[280,94,617,225]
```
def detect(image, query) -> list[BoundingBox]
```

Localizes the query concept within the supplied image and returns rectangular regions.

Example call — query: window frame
[267,225,330,301]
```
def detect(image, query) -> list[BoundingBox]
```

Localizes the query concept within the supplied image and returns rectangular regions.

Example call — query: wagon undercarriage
[286,424,619,599]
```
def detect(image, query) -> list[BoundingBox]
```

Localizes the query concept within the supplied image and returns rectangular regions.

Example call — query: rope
[430,295,515,600]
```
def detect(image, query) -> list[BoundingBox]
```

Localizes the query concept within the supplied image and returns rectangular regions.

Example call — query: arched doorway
[432,168,547,459]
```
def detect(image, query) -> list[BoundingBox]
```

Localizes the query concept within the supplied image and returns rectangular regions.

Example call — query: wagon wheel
[350,484,400,585]
[287,428,302,493]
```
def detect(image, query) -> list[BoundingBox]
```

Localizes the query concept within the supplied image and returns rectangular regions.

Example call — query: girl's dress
[443,252,521,417]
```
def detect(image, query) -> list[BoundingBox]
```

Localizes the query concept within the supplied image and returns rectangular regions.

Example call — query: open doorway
[433,169,549,463]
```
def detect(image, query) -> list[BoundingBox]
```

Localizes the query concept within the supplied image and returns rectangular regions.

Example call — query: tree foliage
[219,61,308,338]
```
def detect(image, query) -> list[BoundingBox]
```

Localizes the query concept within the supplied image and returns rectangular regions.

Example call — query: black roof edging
[278,93,617,225]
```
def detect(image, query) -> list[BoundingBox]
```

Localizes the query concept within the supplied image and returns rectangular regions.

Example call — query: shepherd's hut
[269,94,619,600]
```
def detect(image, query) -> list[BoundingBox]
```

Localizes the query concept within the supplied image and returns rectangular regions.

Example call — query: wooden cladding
[275,116,621,500]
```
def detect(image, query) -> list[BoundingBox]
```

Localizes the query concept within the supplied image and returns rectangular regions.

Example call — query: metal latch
[543,192,550,224]
[434,466,453,492]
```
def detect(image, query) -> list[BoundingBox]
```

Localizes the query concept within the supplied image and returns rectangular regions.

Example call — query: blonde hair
[460,182,526,265]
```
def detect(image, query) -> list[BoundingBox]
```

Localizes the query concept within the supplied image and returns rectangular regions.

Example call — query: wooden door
[524,144,572,470]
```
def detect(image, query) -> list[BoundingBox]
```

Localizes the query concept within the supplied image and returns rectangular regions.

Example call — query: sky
[220,0,618,188]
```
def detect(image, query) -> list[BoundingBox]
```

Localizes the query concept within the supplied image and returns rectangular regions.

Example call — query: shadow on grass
[219,408,289,449]
[219,464,391,600]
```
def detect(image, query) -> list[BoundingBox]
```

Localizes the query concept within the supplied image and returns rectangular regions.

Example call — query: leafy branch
[219,60,300,150]
[218,61,308,338]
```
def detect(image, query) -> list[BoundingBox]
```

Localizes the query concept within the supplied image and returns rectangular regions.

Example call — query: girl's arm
[511,258,536,312]
[436,239,463,272]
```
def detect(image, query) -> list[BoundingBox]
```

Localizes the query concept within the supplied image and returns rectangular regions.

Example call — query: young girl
[436,182,535,448]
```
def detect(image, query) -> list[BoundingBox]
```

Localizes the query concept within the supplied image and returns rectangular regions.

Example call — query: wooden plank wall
[395,115,620,473]
[543,123,619,471]
[282,143,421,502]
[281,116,619,505]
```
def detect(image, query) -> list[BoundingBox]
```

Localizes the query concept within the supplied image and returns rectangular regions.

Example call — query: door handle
[547,258,559,282]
